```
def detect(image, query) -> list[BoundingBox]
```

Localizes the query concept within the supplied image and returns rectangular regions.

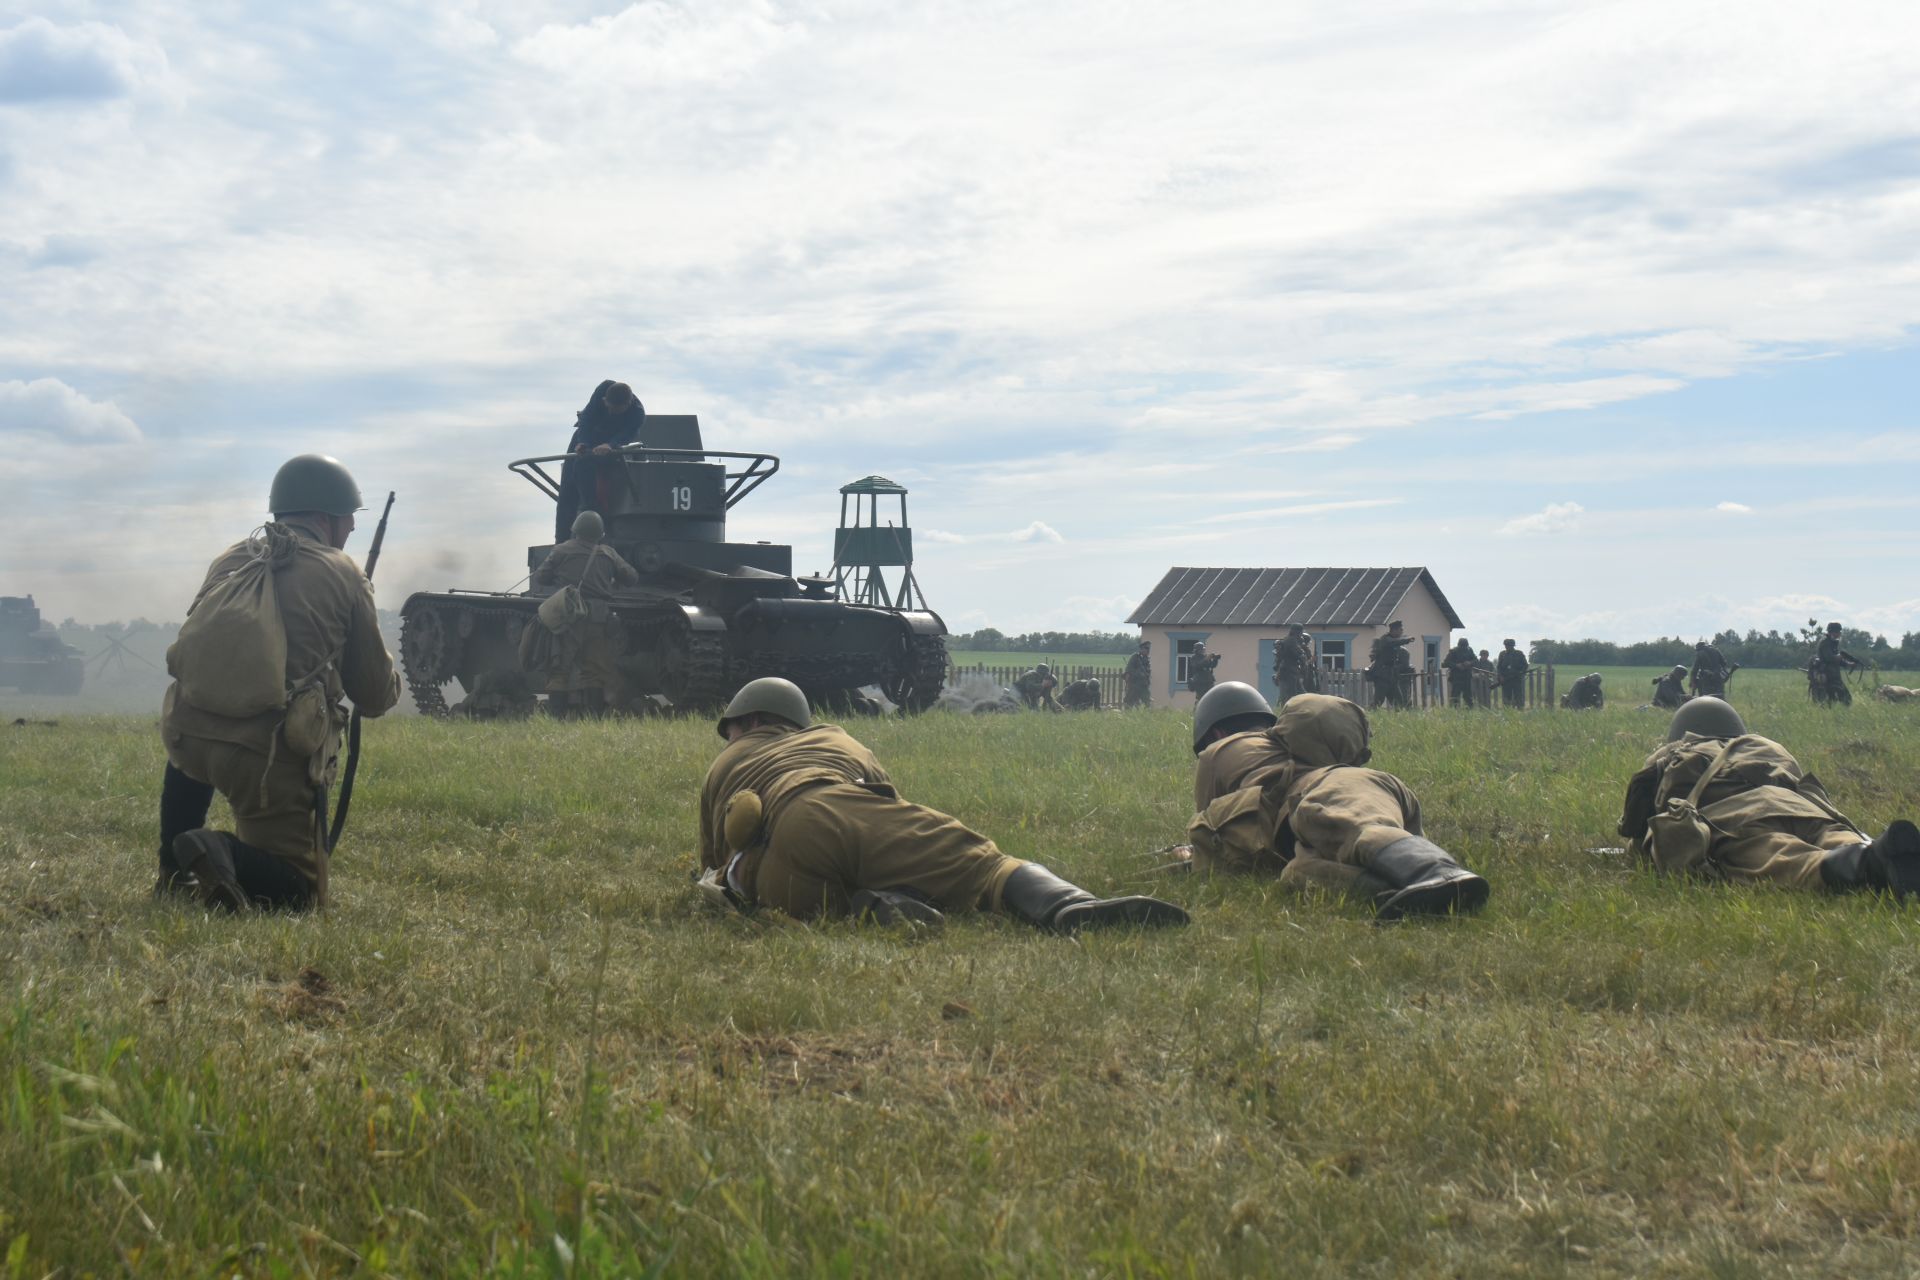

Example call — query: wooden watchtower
[831,475,927,610]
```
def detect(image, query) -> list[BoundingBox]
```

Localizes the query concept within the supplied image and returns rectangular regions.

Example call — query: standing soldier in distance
[156,455,400,912]
[1473,649,1497,707]
[1810,622,1862,706]
[698,678,1190,930]
[1272,624,1318,703]
[1689,639,1734,700]
[1178,683,1490,918]
[1618,697,1918,896]
[1123,640,1152,708]
[1495,639,1529,708]
[1441,638,1477,708]
[1185,640,1221,698]
[1013,661,1062,711]
[1366,621,1415,709]
[519,509,640,717]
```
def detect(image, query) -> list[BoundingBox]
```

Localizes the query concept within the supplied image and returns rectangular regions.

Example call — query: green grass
[3,667,1919,1276]
[946,650,1128,671]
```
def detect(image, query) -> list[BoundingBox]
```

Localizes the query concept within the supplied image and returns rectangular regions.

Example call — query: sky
[2,0,1918,644]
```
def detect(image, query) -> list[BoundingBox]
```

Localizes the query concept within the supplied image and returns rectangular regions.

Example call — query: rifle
[329,491,395,850]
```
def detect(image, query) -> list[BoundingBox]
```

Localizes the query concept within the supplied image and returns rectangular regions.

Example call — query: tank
[398,415,949,715]
[0,596,85,695]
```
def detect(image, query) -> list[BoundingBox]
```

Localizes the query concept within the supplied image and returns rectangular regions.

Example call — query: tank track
[666,619,729,709]
[900,634,949,713]
[402,600,530,717]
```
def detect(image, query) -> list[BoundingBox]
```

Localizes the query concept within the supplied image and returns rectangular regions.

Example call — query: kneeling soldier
[699,678,1189,931]
[1618,697,1919,895]
[1181,682,1490,920]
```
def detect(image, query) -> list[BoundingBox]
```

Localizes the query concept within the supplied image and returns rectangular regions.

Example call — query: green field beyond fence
[3,666,1920,1275]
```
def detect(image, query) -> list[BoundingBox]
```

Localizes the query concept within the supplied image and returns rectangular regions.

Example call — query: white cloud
[1716,501,1754,513]
[1195,498,1402,525]
[0,378,140,442]
[925,521,1065,546]
[1497,501,1585,537]
[0,19,142,103]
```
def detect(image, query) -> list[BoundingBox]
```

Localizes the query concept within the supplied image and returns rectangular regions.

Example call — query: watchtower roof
[840,475,907,495]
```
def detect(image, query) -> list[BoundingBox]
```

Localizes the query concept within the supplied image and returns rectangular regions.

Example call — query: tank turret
[398,416,948,715]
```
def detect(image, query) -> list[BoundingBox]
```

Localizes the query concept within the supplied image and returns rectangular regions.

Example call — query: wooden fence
[947,662,1558,710]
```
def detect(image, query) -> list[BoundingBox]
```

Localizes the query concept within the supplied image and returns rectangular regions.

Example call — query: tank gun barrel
[509,447,780,509]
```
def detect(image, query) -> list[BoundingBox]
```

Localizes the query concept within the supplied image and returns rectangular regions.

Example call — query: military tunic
[1441,642,1476,707]
[1495,646,1529,708]
[1617,733,1865,888]
[161,521,399,903]
[520,537,641,698]
[698,723,1024,919]
[1273,632,1318,703]
[1123,650,1151,708]
[1690,645,1732,699]
[1650,670,1689,710]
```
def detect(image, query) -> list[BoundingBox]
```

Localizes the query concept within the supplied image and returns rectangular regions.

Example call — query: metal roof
[1126,567,1465,629]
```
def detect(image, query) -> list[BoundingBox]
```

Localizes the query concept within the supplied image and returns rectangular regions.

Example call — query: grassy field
[946,650,1129,671]
[3,666,1919,1276]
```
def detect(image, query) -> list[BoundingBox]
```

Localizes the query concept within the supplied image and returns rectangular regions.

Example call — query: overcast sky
[3,1,1918,643]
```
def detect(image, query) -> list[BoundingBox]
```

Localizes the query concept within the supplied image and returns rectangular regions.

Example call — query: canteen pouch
[723,791,766,851]
[283,681,333,759]
[1186,784,1287,876]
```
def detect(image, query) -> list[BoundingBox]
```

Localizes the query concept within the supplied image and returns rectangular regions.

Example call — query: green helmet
[1670,664,1687,677]
[1192,681,1274,752]
[716,677,812,737]
[1035,662,1051,676]
[571,510,605,543]
[1667,696,1744,742]
[269,454,363,516]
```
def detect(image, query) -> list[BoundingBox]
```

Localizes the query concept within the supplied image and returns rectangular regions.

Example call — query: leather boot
[849,888,945,928]
[1820,820,1920,898]
[1367,836,1490,921]
[173,829,252,914]
[999,864,1190,933]
[152,864,198,902]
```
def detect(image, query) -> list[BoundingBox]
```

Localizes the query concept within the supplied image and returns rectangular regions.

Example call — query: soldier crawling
[1173,683,1489,919]
[697,678,1190,931]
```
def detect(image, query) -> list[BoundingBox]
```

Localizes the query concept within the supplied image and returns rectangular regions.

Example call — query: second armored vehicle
[0,596,85,695]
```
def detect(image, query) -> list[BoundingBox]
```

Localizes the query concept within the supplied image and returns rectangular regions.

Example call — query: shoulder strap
[1682,738,1740,807]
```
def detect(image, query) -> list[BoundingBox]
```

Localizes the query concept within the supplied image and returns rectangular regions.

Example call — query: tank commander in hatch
[555,379,646,541]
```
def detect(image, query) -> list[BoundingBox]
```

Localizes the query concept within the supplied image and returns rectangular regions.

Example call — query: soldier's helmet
[571,510,605,543]
[1035,662,1051,676]
[1670,664,1687,677]
[1667,696,1744,742]
[1191,681,1274,753]
[269,454,363,516]
[1387,620,1404,634]
[1273,693,1371,767]
[716,677,813,738]
[1588,672,1602,682]
[1503,638,1516,647]
[1827,622,1843,634]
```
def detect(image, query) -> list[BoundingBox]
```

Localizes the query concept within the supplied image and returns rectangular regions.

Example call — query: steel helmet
[1192,681,1274,752]
[571,510,605,543]
[716,677,813,738]
[1667,696,1745,742]
[269,454,363,516]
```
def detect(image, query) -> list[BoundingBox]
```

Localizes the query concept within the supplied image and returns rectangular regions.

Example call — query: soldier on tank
[1365,621,1415,708]
[1059,677,1102,710]
[1618,697,1919,897]
[155,455,400,911]
[697,678,1191,931]
[1651,664,1690,710]
[519,510,641,716]
[1441,638,1477,708]
[1272,624,1319,703]
[1174,683,1490,919]
[554,380,646,541]
[1563,672,1604,710]
[1495,639,1529,708]
[1185,640,1221,698]
[1123,641,1152,708]
[1689,639,1734,700]
[1810,622,1862,706]
[1012,662,1061,711]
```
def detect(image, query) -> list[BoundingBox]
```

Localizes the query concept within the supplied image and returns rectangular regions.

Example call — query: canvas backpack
[1644,740,1739,876]
[536,544,605,633]
[167,528,295,719]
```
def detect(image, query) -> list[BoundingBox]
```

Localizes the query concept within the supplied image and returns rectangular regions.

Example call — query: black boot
[1367,836,1490,921]
[999,865,1189,934]
[173,830,251,914]
[1820,820,1920,898]
[849,888,945,928]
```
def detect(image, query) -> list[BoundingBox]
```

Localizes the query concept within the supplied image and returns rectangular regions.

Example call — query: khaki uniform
[699,723,1025,919]
[521,538,640,696]
[1188,705,1415,898]
[161,522,399,902]
[1617,734,1865,888]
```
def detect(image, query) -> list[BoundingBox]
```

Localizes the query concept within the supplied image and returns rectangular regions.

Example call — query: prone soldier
[155,455,400,911]
[697,678,1190,930]
[1177,683,1490,918]
[1618,697,1918,896]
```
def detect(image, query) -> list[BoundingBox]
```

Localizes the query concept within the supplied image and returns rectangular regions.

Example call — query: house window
[1176,637,1201,684]
[1424,640,1439,670]
[1318,639,1348,671]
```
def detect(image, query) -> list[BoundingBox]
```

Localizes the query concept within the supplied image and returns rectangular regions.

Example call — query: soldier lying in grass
[697,678,1189,932]
[1173,682,1490,920]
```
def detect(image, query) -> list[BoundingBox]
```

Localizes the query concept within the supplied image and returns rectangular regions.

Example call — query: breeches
[1279,768,1421,898]
[751,784,1024,919]
[1712,816,1860,889]
[164,732,328,900]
